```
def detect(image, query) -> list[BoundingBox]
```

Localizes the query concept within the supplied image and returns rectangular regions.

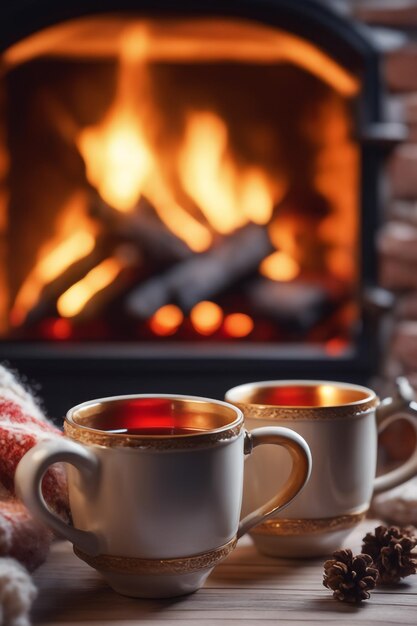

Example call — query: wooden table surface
[32,520,417,626]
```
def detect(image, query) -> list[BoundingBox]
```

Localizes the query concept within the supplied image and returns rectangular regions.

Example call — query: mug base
[73,536,237,599]
[249,511,368,558]
[99,568,213,598]
[251,528,356,558]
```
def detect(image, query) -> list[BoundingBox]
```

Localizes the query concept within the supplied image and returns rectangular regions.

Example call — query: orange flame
[10,192,97,326]
[179,112,275,234]
[77,27,153,213]
[76,27,216,252]
[77,109,153,212]
[80,103,277,238]
[313,97,359,282]
[57,256,125,318]
[268,216,299,261]
[145,177,213,253]
[260,250,300,282]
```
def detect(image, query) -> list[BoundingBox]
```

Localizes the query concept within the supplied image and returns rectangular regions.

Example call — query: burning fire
[11,25,290,327]
[8,22,358,340]
[77,27,279,248]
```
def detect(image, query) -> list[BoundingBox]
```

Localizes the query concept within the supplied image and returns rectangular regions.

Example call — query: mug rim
[65,393,244,449]
[225,380,379,419]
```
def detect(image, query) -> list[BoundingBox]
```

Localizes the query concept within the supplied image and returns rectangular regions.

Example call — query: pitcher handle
[238,426,312,538]
[374,377,417,494]
[15,438,102,555]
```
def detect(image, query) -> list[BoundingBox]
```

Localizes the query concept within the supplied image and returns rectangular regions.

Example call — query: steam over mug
[15,394,311,598]
[225,378,417,558]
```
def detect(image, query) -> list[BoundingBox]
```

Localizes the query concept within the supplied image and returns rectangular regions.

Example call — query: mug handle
[238,426,312,538]
[374,377,417,494]
[15,437,102,555]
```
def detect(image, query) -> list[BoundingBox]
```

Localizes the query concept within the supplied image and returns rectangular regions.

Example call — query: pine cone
[362,525,417,584]
[323,549,378,603]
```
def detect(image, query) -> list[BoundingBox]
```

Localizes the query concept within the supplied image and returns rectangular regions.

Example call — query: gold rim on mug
[64,394,244,449]
[226,381,379,421]
[250,510,368,536]
[74,536,238,575]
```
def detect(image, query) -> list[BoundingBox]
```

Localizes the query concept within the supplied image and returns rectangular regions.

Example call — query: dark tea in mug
[78,397,215,436]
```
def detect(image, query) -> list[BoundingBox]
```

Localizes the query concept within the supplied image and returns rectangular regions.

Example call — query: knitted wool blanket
[0,365,69,626]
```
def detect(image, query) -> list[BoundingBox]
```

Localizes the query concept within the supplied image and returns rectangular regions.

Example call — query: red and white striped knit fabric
[0,365,70,625]
[0,365,69,571]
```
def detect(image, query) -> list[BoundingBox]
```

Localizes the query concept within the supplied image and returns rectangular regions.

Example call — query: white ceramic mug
[15,394,311,598]
[225,378,417,558]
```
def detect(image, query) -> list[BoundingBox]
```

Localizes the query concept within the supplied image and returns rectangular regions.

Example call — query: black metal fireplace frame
[0,0,388,416]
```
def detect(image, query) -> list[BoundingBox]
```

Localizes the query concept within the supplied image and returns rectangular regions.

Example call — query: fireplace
[0,0,390,415]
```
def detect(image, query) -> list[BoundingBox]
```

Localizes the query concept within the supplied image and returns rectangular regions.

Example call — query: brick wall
[328,0,417,387]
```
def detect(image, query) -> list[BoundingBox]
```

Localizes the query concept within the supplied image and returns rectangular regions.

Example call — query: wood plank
[31,519,417,624]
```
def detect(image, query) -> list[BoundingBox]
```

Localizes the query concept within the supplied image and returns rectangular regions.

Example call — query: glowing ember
[260,250,300,282]
[149,304,184,336]
[325,337,349,356]
[223,313,254,338]
[190,301,223,336]
[57,257,125,318]
[42,318,73,340]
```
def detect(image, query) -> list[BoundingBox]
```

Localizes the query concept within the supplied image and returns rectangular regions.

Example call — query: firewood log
[245,277,331,331]
[90,194,193,262]
[126,223,273,318]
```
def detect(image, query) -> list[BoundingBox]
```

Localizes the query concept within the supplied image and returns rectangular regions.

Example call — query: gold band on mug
[74,536,237,575]
[227,381,380,421]
[232,400,379,421]
[64,421,243,450]
[250,511,367,536]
